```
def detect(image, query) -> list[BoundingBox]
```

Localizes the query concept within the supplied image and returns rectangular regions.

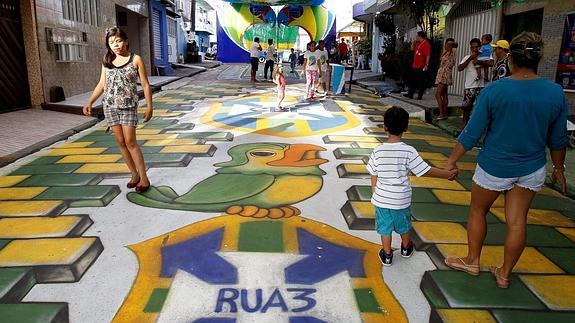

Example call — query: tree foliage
[390,0,445,36]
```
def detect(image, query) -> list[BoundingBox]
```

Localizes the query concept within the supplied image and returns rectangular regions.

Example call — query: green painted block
[531,195,575,213]
[35,185,121,207]
[177,132,234,141]
[143,288,170,313]
[411,203,499,223]
[483,224,575,247]
[0,303,68,323]
[0,240,10,250]
[345,186,438,204]
[0,268,36,302]
[16,174,103,187]
[10,164,82,175]
[88,140,145,148]
[492,310,575,323]
[421,271,545,309]
[106,146,164,154]
[340,201,374,230]
[537,247,575,274]
[333,148,373,160]
[163,123,195,130]
[238,221,284,253]
[142,119,178,127]
[26,156,63,165]
[353,288,381,313]
[141,153,193,167]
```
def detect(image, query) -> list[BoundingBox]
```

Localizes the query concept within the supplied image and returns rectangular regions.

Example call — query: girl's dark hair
[103,27,129,68]
[510,31,543,71]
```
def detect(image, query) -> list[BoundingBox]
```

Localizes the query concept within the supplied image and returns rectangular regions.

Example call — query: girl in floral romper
[303,41,322,100]
[83,27,153,192]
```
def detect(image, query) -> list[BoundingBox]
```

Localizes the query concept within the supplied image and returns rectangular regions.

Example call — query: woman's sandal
[489,266,510,289]
[127,176,140,189]
[444,257,480,276]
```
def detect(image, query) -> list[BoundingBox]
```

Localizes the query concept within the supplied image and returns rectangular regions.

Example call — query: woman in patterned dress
[83,27,153,192]
[434,38,456,120]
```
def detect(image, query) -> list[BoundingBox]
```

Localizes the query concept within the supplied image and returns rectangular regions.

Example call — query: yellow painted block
[152,111,182,118]
[403,134,454,142]
[350,201,375,219]
[75,163,130,174]
[57,154,122,164]
[409,176,465,190]
[0,216,85,238]
[491,208,575,228]
[144,139,202,146]
[135,128,163,135]
[353,142,380,149]
[342,164,368,174]
[45,147,107,156]
[0,201,64,217]
[58,142,94,148]
[136,134,178,141]
[0,176,29,188]
[364,127,386,134]
[327,135,381,143]
[538,186,565,198]
[520,275,575,310]
[160,145,212,154]
[429,160,476,171]
[0,187,48,200]
[557,228,575,242]
[438,244,564,274]
[0,238,96,266]
[433,190,505,207]
[412,222,468,244]
[138,108,168,114]
[419,152,448,161]
[436,309,496,323]
[426,140,456,148]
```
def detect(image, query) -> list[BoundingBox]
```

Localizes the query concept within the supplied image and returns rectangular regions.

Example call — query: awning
[353,2,373,22]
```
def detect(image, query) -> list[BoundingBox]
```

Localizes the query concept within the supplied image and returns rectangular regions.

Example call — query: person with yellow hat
[491,39,511,81]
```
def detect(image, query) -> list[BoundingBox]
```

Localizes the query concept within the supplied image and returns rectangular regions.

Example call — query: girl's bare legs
[111,126,138,183]
[463,183,501,266]
[435,83,448,118]
[122,125,149,186]
[499,186,536,278]
[442,85,449,117]
[277,89,285,109]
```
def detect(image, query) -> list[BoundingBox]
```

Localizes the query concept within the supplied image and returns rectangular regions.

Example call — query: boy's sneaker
[378,249,393,266]
[400,242,414,258]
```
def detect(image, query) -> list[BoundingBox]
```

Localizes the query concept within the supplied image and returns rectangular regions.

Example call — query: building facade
[192,0,216,54]
[8,0,151,109]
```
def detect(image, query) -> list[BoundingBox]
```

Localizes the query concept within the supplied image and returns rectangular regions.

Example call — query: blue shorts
[375,206,412,237]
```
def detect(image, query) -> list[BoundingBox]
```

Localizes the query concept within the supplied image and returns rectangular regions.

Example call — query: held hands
[445,161,459,181]
[82,103,92,117]
[143,107,153,122]
[552,169,568,195]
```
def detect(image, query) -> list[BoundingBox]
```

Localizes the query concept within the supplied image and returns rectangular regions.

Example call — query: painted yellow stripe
[144,139,202,146]
[135,128,163,135]
[57,154,123,164]
[0,187,48,200]
[327,135,381,143]
[0,237,96,265]
[0,200,64,217]
[412,222,468,244]
[75,163,130,174]
[557,228,575,242]
[491,208,575,227]
[426,140,456,148]
[438,244,563,274]
[0,216,85,238]
[409,176,465,191]
[350,201,375,219]
[45,147,107,156]
[520,275,575,310]
[136,134,179,140]
[419,152,448,161]
[353,142,380,149]
[58,142,94,148]
[429,160,476,171]
[0,175,29,188]
[433,190,505,207]
[436,309,496,323]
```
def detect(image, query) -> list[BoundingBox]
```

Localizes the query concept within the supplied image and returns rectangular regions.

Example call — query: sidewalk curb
[0,117,98,168]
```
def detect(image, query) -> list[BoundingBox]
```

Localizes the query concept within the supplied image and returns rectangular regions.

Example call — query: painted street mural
[0,66,574,322]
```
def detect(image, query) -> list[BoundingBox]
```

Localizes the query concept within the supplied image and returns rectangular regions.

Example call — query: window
[168,17,177,37]
[62,0,100,26]
[56,43,87,62]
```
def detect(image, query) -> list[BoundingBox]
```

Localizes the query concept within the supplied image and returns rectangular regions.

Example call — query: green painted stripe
[143,288,170,313]
[353,288,381,313]
[238,221,284,253]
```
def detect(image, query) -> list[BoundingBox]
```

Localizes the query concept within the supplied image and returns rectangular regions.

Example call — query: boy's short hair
[384,106,409,136]
[254,37,260,43]
[483,34,493,42]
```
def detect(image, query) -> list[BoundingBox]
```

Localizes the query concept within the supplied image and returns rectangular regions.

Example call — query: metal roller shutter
[152,8,162,60]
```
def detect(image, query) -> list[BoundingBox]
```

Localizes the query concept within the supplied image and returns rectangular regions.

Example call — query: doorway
[503,8,543,41]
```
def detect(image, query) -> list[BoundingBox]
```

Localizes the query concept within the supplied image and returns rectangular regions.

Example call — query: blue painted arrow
[285,229,366,285]
[160,228,238,284]
[194,319,236,323]
[289,317,327,323]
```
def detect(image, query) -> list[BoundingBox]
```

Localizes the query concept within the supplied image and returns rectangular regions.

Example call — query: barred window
[62,0,100,26]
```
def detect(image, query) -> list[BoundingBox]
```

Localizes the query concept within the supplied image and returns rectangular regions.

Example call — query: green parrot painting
[127,143,327,218]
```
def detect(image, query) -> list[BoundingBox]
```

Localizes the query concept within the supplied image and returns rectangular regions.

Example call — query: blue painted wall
[151,0,173,74]
[216,17,250,63]
[196,32,211,53]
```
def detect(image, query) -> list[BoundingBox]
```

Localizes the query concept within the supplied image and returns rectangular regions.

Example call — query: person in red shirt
[404,31,431,100]
[338,39,349,64]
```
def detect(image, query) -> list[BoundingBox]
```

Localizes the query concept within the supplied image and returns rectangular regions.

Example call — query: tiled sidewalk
[326,86,575,322]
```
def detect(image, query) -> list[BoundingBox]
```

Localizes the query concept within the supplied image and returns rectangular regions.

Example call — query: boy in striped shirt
[367,106,458,266]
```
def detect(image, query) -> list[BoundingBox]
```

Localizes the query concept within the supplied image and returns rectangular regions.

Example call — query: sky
[323,0,363,30]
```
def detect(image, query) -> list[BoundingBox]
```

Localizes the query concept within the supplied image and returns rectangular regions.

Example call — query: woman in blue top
[444,32,568,288]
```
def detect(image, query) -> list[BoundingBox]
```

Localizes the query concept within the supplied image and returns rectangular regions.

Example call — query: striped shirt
[366,142,431,209]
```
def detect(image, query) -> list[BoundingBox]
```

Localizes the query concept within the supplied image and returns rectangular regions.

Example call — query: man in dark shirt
[491,40,511,81]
